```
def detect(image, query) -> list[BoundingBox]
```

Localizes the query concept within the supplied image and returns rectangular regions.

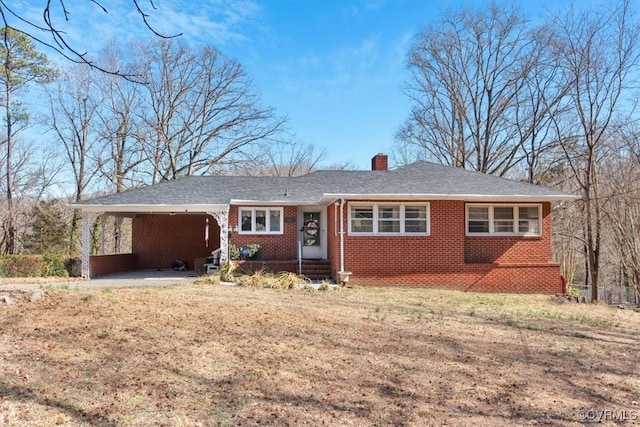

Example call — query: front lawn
[1,284,638,426]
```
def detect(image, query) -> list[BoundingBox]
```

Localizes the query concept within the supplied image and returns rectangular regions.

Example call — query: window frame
[350,205,374,233]
[465,204,542,237]
[467,205,490,234]
[238,207,284,235]
[348,202,430,236]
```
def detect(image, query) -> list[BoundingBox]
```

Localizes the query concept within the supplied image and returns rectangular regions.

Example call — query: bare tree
[0,27,55,254]
[0,137,62,253]
[132,39,286,182]
[46,64,101,254]
[93,41,148,252]
[597,125,640,304]
[95,41,147,193]
[263,140,325,177]
[602,155,640,303]
[0,1,179,78]
[551,0,640,302]
[512,25,572,184]
[230,139,327,177]
[396,2,549,176]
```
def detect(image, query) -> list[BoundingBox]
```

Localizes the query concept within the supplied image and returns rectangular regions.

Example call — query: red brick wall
[341,199,465,276]
[228,206,298,260]
[344,263,562,293]
[121,201,561,293]
[371,154,388,171]
[235,260,299,273]
[464,203,552,263]
[132,214,220,270]
[336,200,561,293]
[90,254,137,277]
[462,263,561,293]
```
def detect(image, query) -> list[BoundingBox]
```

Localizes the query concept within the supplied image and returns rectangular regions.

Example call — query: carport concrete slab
[87,270,198,288]
[93,269,198,281]
[0,270,199,291]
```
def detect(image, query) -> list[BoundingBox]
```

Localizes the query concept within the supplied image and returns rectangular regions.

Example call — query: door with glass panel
[300,210,322,259]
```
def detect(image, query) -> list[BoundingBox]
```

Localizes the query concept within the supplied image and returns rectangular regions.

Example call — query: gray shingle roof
[73,161,576,212]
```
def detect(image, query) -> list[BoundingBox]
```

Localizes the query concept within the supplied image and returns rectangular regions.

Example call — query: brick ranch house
[72,154,577,293]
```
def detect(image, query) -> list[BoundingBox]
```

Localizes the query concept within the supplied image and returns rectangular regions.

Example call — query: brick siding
[464,203,553,263]
[132,214,220,270]
[228,206,298,260]
[90,201,561,293]
[90,254,137,277]
[234,260,299,274]
[371,153,388,171]
[335,200,561,293]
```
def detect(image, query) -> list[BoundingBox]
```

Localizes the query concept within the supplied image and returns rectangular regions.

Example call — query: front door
[301,210,323,259]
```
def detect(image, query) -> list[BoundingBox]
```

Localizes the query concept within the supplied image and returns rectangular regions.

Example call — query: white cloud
[4,0,265,64]
[147,0,265,47]
[279,33,407,102]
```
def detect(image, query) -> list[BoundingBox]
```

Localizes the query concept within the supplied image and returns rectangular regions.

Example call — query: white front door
[300,210,323,259]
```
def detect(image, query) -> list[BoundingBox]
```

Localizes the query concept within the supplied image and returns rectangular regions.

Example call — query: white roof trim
[229,199,304,206]
[318,193,579,203]
[69,203,229,213]
[70,193,578,212]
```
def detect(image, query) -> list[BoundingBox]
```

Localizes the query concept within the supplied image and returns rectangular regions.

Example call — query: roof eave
[68,203,229,213]
[229,199,316,206]
[318,193,579,203]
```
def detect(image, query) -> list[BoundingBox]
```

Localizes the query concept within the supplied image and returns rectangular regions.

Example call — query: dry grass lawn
[1,283,639,426]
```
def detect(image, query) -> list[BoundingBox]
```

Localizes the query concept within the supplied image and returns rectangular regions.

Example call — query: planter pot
[338,270,352,285]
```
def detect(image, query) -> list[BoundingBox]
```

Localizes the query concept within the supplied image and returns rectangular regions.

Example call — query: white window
[518,206,540,234]
[405,205,428,233]
[467,206,490,233]
[239,207,283,234]
[351,206,374,233]
[378,205,400,233]
[493,206,515,233]
[349,203,430,235]
[466,204,541,236]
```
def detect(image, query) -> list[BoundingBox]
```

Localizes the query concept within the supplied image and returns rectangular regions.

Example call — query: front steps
[233,259,333,282]
[300,260,332,281]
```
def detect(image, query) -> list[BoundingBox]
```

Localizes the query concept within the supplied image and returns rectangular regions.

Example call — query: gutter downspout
[337,198,352,285]
[340,198,345,273]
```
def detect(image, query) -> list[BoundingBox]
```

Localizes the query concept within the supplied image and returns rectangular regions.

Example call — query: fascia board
[318,193,580,203]
[68,203,229,213]
[229,199,313,206]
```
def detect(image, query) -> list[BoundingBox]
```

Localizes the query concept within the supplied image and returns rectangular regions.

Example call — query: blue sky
[18,0,605,170]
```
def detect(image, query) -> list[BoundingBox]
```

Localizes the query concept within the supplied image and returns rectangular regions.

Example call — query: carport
[75,206,230,279]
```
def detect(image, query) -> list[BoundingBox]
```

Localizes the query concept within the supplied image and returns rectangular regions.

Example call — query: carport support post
[80,212,99,279]
[210,208,230,264]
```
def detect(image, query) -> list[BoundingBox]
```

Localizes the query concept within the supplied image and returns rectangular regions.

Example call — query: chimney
[371,153,388,171]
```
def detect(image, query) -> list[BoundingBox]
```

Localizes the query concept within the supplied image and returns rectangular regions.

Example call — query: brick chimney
[371,153,388,171]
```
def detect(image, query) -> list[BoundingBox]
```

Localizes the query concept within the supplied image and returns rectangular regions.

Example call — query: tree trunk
[4,83,15,254]
[113,216,123,253]
[69,209,81,255]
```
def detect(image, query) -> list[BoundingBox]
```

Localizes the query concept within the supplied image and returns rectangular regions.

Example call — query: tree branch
[0,1,182,80]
